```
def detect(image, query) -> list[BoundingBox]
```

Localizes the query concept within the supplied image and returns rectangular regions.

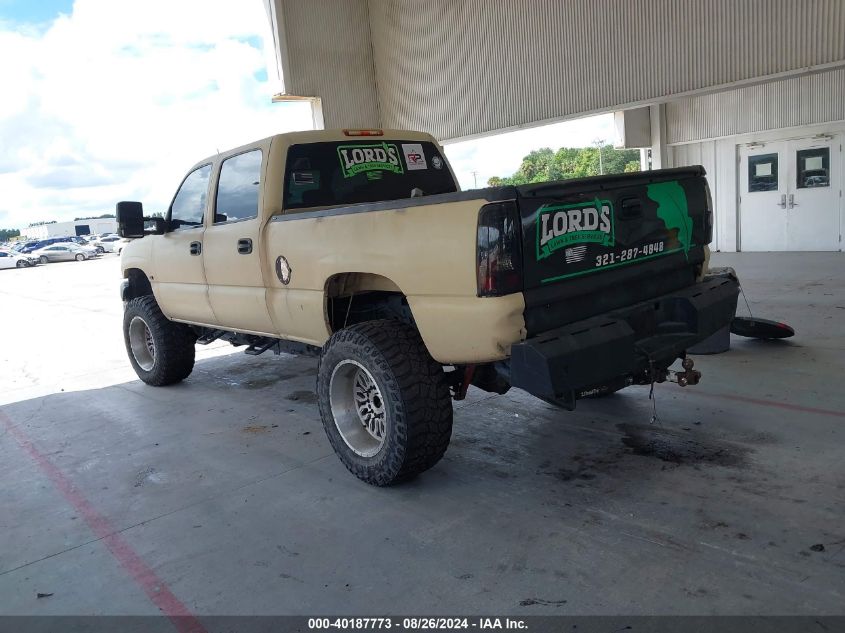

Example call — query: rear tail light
[704,182,714,244]
[477,201,523,297]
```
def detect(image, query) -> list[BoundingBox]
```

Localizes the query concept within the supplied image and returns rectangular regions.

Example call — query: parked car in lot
[91,235,123,252]
[16,241,41,254]
[17,237,84,254]
[74,238,103,252]
[74,243,101,257]
[114,237,131,254]
[32,243,96,263]
[1,247,39,265]
[0,250,36,268]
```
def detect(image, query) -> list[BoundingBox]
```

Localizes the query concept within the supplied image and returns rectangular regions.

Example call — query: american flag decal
[564,245,588,263]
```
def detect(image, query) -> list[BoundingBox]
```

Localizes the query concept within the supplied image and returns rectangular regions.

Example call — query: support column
[266,0,381,129]
[648,103,668,169]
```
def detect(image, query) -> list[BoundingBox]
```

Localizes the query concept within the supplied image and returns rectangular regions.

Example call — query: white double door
[739,135,841,251]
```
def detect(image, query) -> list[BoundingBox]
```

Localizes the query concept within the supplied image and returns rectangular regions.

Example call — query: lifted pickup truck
[117,128,739,486]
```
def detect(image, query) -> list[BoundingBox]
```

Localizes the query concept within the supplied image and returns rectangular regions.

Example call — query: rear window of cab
[284,141,456,210]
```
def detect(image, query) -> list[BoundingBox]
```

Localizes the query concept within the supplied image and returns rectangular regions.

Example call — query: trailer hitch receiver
[671,356,701,387]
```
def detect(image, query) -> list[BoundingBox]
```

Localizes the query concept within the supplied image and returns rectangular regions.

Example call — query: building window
[748,153,778,192]
[796,148,830,189]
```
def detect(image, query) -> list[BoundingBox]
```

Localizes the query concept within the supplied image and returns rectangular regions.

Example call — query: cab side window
[170,164,211,230]
[214,150,262,224]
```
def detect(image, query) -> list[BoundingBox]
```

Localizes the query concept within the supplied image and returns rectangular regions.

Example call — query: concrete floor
[1,253,843,616]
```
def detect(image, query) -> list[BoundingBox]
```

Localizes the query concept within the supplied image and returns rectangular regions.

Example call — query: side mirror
[116,201,145,238]
[145,217,165,234]
[117,201,166,237]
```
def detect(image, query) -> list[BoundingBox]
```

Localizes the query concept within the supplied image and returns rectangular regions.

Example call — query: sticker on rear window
[337,143,402,178]
[401,143,427,170]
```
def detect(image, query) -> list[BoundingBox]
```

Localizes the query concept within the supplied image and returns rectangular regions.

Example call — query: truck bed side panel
[262,198,526,363]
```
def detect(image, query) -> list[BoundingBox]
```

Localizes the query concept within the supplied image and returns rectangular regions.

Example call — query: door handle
[788,194,798,209]
[237,238,253,255]
[189,241,202,256]
[778,194,787,209]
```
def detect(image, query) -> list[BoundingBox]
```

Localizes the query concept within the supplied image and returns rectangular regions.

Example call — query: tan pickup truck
[117,128,739,485]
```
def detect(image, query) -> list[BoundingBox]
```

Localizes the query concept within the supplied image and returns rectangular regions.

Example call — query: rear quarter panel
[263,199,526,364]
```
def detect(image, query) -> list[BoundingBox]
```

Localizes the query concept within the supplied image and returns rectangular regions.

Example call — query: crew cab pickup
[117,128,739,486]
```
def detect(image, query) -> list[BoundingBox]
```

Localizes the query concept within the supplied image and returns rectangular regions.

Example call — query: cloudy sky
[0,0,312,229]
[0,0,611,231]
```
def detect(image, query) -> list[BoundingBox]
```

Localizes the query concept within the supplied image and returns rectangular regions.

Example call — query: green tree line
[0,228,21,241]
[488,144,641,187]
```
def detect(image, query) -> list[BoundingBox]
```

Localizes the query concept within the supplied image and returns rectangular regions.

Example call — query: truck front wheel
[123,296,196,386]
[317,320,453,486]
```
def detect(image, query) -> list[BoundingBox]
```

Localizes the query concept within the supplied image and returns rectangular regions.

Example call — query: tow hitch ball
[671,356,701,387]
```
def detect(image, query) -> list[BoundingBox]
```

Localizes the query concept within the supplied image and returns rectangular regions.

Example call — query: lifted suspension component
[193,327,320,357]
[448,365,476,401]
[196,328,226,345]
[446,363,511,400]
[245,339,280,356]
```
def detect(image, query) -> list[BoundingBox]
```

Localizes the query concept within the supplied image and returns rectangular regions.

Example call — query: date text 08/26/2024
[307,617,528,630]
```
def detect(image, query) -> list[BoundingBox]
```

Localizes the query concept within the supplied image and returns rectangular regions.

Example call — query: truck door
[202,148,276,334]
[153,164,217,325]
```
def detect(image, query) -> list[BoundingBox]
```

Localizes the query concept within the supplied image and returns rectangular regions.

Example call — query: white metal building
[22,218,118,240]
[665,71,845,252]
[264,0,845,252]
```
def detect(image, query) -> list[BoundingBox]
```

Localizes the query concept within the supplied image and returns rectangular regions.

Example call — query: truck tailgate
[516,167,712,336]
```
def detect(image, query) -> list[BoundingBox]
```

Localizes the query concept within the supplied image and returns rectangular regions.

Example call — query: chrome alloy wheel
[329,360,387,457]
[128,316,156,371]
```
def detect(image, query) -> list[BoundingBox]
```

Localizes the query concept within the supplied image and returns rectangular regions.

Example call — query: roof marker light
[343,129,384,137]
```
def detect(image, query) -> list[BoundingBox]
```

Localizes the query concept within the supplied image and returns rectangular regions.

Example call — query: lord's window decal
[284,141,457,210]
[337,143,403,178]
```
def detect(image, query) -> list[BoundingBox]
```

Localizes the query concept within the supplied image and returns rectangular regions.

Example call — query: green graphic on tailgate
[536,198,615,260]
[537,179,697,285]
[647,180,693,259]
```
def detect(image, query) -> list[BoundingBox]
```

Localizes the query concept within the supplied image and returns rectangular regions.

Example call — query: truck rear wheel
[317,320,453,486]
[123,296,196,386]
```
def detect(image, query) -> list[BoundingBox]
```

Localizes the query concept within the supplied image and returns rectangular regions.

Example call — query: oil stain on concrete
[618,423,749,467]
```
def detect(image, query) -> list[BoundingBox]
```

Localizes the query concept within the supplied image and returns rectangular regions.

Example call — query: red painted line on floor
[685,389,845,418]
[1,410,207,633]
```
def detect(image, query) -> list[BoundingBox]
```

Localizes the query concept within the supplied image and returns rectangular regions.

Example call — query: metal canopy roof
[266,0,845,141]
